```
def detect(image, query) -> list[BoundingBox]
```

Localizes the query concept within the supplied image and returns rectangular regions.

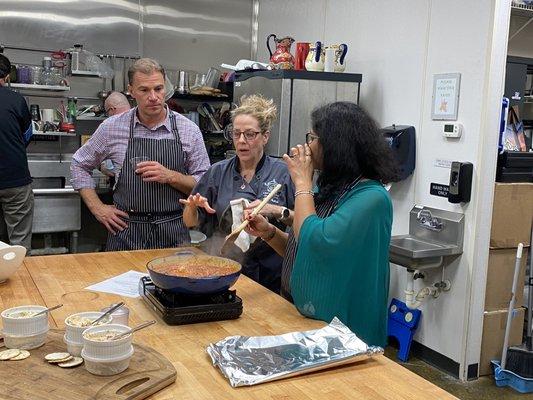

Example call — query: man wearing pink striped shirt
[71,58,210,250]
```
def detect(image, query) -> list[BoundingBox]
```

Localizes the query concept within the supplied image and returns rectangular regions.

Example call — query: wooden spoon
[220,183,282,255]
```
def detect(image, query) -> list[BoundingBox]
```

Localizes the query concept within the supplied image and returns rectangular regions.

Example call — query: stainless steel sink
[390,236,461,259]
[389,206,464,270]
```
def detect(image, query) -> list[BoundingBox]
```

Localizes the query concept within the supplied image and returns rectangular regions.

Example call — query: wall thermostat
[443,123,463,138]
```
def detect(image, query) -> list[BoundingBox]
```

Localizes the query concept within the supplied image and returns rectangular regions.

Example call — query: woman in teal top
[245,102,397,347]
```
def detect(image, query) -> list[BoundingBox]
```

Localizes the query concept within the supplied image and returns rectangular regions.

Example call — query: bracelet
[294,190,314,198]
[261,224,277,242]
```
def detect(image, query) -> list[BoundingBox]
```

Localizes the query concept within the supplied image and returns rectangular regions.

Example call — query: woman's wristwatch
[277,206,291,222]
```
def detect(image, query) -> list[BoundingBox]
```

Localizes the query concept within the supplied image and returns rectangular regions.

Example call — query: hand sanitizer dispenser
[381,125,416,181]
[448,161,473,203]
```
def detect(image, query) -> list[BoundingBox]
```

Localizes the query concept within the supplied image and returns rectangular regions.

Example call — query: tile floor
[384,347,526,399]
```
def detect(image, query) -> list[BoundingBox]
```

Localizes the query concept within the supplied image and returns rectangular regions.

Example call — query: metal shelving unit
[510,2,533,41]
[511,2,533,17]
[8,83,70,91]
[33,131,76,137]
[70,70,100,77]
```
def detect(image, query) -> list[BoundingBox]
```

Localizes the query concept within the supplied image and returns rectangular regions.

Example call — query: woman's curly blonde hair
[231,95,277,133]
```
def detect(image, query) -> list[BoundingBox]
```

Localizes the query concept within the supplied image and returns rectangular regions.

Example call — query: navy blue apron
[106,111,190,250]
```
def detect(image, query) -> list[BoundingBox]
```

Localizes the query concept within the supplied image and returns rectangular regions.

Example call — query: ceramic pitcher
[331,43,348,72]
[267,34,295,70]
[305,41,324,72]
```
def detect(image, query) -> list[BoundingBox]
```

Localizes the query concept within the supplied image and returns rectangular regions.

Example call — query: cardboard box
[484,247,529,311]
[479,307,525,376]
[490,183,533,248]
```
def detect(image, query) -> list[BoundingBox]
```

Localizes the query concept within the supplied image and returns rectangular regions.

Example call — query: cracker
[58,356,83,368]
[48,355,73,364]
[10,350,30,360]
[0,349,21,360]
[45,352,71,361]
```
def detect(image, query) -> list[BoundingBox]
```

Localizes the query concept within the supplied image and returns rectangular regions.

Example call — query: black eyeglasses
[305,132,319,145]
[224,125,262,142]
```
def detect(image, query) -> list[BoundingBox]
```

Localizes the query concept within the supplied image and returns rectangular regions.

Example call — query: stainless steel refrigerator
[233,70,362,157]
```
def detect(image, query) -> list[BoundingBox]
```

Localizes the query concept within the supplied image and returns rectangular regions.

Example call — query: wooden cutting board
[0,329,176,400]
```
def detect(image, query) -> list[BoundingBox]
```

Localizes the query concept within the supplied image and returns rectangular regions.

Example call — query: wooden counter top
[3,249,457,399]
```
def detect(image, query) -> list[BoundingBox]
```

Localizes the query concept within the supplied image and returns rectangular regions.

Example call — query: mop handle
[528,224,533,350]
[501,243,523,370]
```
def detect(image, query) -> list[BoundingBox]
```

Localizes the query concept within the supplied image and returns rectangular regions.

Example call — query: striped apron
[280,176,362,301]
[106,112,190,251]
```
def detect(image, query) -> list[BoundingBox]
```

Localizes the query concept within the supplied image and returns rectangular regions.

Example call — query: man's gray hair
[128,58,165,84]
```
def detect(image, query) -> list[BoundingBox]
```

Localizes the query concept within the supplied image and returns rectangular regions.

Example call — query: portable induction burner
[139,276,243,325]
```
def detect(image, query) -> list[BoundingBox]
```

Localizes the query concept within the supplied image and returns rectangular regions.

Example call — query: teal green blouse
[290,180,392,347]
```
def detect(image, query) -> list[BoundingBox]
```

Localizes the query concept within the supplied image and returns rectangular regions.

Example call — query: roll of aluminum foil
[206,317,383,387]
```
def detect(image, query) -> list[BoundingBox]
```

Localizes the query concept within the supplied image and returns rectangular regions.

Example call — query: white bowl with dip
[65,312,113,343]
[81,324,134,376]
[64,312,113,356]
[1,305,49,349]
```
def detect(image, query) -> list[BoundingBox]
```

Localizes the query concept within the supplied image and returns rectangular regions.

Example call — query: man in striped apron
[71,58,210,250]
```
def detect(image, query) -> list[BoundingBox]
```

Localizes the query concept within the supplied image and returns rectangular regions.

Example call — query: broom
[505,225,533,378]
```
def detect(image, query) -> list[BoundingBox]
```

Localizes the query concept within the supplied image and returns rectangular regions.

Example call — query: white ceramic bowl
[0,243,26,283]
[82,347,134,376]
[63,334,83,357]
[65,311,112,344]
[81,324,134,376]
[1,305,49,349]
[82,324,133,359]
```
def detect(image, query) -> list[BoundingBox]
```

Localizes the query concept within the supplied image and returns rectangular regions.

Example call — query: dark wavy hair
[311,102,398,203]
[0,54,11,79]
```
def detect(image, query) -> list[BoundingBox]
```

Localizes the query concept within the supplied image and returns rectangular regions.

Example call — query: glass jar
[16,65,31,84]
[100,304,129,326]
[40,67,54,86]
[30,66,42,85]
[50,67,62,85]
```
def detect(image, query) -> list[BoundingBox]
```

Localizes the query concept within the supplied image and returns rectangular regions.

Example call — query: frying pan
[146,250,241,295]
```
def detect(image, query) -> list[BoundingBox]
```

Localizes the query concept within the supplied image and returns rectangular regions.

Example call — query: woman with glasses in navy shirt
[181,95,295,293]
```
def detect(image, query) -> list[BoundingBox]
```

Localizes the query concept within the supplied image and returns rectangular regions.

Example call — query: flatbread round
[10,350,30,360]
[58,356,83,368]
[45,352,71,361]
[0,349,21,360]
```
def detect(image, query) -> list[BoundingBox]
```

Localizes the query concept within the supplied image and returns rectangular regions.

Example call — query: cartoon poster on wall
[432,73,461,120]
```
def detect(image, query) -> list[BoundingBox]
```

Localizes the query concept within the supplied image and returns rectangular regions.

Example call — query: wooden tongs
[220,183,282,255]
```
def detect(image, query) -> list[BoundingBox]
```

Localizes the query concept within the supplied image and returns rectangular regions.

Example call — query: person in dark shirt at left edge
[0,54,34,251]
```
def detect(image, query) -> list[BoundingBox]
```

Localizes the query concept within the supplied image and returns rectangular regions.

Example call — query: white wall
[258,0,509,379]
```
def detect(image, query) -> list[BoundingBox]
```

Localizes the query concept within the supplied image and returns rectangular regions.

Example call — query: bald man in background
[104,91,131,117]
[100,92,132,176]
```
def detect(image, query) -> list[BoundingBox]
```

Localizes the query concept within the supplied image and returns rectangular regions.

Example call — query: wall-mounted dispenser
[448,161,473,203]
[381,125,416,181]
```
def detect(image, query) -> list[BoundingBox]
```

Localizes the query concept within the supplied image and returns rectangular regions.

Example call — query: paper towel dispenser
[381,125,416,181]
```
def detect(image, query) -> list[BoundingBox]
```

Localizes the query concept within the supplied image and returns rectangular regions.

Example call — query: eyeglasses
[224,125,262,142]
[305,132,319,145]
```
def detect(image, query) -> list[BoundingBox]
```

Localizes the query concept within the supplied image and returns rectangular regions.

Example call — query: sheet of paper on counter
[85,270,148,298]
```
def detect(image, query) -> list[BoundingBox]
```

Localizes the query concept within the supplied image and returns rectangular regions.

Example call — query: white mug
[40,109,56,122]
[31,120,44,132]
[324,48,335,72]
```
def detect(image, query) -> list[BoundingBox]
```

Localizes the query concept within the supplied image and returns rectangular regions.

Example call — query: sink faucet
[417,209,443,232]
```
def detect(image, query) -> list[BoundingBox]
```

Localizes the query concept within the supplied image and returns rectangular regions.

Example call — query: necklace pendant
[240,183,246,190]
